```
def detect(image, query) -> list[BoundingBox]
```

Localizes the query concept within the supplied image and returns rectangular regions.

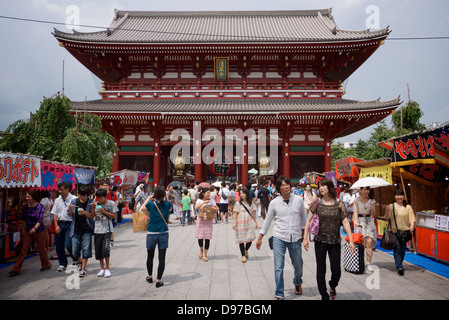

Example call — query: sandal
[330,288,337,300]
[242,256,247,263]
[199,252,203,260]
[203,256,208,262]
[8,271,21,277]
[295,285,302,295]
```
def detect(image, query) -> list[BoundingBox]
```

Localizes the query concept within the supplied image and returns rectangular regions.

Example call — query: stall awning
[379,124,449,185]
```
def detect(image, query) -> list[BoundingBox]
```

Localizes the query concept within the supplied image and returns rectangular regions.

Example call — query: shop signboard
[392,132,435,164]
[335,157,363,180]
[0,153,41,188]
[359,164,393,184]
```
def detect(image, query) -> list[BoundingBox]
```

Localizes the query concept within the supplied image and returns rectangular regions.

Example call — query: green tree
[392,101,426,134]
[331,141,351,170]
[0,95,117,177]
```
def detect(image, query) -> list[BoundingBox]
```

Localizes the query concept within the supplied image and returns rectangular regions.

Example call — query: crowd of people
[7,175,416,300]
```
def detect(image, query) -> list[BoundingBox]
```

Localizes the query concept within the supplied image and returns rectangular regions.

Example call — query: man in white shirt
[51,181,77,272]
[256,176,306,300]
[218,182,230,223]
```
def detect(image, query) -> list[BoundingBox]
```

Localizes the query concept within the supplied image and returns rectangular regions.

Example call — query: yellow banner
[359,165,393,184]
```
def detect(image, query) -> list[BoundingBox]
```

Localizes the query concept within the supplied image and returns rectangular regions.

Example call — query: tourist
[256,176,306,300]
[98,181,118,246]
[51,181,77,272]
[232,188,257,263]
[40,191,53,251]
[303,178,355,300]
[209,185,218,222]
[228,183,236,218]
[218,182,230,223]
[188,183,198,223]
[141,186,172,288]
[92,188,118,278]
[181,189,192,226]
[135,184,150,212]
[385,189,416,276]
[258,181,272,219]
[9,190,51,276]
[68,185,95,277]
[353,186,377,273]
[195,187,218,262]
[302,183,315,215]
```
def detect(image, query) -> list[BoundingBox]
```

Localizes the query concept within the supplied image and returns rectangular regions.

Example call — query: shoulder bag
[308,199,320,242]
[380,204,397,250]
[153,201,169,227]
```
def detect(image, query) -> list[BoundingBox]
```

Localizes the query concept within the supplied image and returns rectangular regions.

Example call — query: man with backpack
[258,181,272,219]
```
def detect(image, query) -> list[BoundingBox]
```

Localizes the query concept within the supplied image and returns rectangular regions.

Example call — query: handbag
[200,204,216,219]
[48,220,56,234]
[308,199,320,242]
[132,210,149,232]
[380,206,397,250]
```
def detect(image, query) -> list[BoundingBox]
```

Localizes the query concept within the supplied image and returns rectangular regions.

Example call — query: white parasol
[350,177,391,190]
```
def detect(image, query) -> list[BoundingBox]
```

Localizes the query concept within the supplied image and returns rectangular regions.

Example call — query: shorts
[219,203,228,213]
[72,232,92,260]
[94,232,112,260]
[146,232,169,250]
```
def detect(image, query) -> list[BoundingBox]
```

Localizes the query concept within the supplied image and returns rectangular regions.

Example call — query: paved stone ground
[1,213,448,301]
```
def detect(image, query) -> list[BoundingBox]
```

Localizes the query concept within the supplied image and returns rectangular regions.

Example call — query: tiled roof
[54,9,390,44]
[71,97,400,114]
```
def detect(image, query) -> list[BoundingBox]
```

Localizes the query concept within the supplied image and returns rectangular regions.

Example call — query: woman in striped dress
[195,187,218,262]
[233,188,257,263]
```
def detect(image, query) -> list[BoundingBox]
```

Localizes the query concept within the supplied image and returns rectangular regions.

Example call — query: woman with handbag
[303,178,354,300]
[353,186,377,273]
[9,190,52,277]
[142,186,172,287]
[232,188,257,263]
[194,187,218,262]
[385,189,415,276]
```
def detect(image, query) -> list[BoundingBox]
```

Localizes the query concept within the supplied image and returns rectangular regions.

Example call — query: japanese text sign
[0,153,41,188]
[392,133,435,163]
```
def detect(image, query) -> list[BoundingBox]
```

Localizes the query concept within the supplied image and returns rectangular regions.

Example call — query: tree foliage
[331,100,427,164]
[0,95,117,177]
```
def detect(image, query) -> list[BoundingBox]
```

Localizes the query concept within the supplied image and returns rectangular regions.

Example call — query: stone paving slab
[1,214,448,301]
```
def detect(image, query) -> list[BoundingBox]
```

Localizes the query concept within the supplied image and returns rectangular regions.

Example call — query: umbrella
[168,181,184,188]
[198,182,211,189]
[350,177,391,190]
[212,181,223,187]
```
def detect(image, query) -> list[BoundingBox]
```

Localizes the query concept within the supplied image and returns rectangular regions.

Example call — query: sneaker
[97,269,105,277]
[79,269,87,278]
[104,269,111,278]
[366,264,374,273]
[57,265,66,272]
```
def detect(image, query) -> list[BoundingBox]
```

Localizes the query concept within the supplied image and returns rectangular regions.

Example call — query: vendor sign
[359,165,393,185]
[111,170,139,186]
[392,132,435,165]
[74,167,95,185]
[40,161,75,190]
[0,153,41,188]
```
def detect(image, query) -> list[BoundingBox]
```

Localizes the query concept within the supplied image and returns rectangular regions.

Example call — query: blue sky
[1,0,448,143]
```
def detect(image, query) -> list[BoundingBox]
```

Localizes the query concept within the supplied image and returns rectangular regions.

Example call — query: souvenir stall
[0,152,97,262]
[0,152,42,262]
[104,169,148,214]
[379,124,449,264]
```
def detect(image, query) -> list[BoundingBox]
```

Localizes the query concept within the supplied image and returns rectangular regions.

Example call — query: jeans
[55,221,73,267]
[72,232,93,260]
[182,210,191,225]
[314,241,341,300]
[272,237,303,298]
[393,234,407,270]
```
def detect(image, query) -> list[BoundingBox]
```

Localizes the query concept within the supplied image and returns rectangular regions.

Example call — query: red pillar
[194,122,202,182]
[324,138,332,172]
[241,140,248,185]
[282,142,290,178]
[153,137,161,187]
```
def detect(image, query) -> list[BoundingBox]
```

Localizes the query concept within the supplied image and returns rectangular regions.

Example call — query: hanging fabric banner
[74,168,96,185]
[0,153,41,188]
[40,161,76,190]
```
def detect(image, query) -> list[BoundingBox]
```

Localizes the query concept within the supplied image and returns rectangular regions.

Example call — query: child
[92,189,118,278]
[181,190,192,226]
